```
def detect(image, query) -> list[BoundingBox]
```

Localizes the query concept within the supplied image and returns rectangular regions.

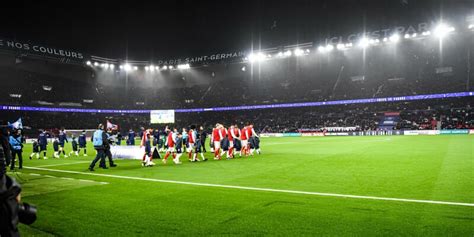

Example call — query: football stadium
[0,1,473,236]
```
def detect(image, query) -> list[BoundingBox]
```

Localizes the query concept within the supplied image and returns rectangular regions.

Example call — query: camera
[0,140,36,237]
[18,202,37,225]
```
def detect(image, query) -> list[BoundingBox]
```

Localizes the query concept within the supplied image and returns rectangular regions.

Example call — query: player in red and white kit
[213,123,225,160]
[162,128,181,164]
[240,124,251,156]
[227,124,239,158]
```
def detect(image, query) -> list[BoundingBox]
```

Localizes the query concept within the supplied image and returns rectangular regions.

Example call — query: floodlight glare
[336,44,345,50]
[422,31,431,36]
[133,66,138,71]
[325,45,334,52]
[110,64,115,69]
[358,37,369,48]
[149,65,155,72]
[94,62,99,66]
[433,23,455,38]
[145,66,149,71]
[248,52,266,63]
[389,34,400,43]
[284,50,292,56]
[318,46,326,53]
[86,61,91,65]
[123,64,132,71]
[294,48,304,56]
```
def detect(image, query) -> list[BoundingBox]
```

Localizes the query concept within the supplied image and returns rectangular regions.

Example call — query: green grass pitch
[7,135,474,236]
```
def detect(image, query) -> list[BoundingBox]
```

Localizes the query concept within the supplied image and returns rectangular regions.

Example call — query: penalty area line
[23,166,474,207]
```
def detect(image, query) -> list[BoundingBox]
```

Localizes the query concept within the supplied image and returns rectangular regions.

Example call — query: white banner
[110,145,144,159]
[150,110,175,124]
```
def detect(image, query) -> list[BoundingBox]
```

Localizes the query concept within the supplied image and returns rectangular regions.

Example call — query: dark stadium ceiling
[1,0,472,61]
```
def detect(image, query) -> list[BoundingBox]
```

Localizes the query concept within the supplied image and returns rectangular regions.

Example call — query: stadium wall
[261,129,474,137]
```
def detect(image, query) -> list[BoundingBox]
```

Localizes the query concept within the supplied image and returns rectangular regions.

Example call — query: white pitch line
[35,161,91,168]
[25,172,107,185]
[24,166,474,207]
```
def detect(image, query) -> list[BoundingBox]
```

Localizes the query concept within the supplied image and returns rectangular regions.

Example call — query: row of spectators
[1,97,472,138]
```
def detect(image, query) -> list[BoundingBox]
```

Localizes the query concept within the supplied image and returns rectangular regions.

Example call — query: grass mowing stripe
[24,166,474,207]
[35,161,91,168]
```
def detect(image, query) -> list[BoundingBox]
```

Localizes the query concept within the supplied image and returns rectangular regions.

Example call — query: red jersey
[212,128,224,142]
[167,132,175,147]
[188,131,195,143]
[241,127,248,140]
[228,127,240,141]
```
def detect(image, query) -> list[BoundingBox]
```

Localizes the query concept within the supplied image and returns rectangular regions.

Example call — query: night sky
[1,0,472,60]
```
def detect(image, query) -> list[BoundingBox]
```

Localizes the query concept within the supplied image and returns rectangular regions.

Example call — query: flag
[8,118,23,129]
[106,120,118,130]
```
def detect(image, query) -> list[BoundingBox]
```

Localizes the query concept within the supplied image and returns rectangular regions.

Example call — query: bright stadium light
[336,43,345,50]
[94,62,99,66]
[358,37,369,48]
[119,65,123,69]
[412,33,417,37]
[123,64,132,71]
[133,66,138,71]
[149,65,155,72]
[248,52,266,63]
[145,66,149,71]
[422,31,431,36]
[383,37,388,42]
[110,64,115,69]
[103,63,110,69]
[433,23,455,38]
[86,61,91,66]
[389,34,400,43]
[241,66,246,72]
[318,45,326,53]
[294,48,304,56]
[162,65,168,70]
[345,43,353,48]
[404,33,410,39]
[284,50,292,57]
[177,64,190,69]
[469,24,474,29]
[155,66,160,70]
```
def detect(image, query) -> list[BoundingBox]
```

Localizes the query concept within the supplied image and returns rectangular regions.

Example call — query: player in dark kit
[29,140,40,159]
[57,129,68,158]
[52,137,59,159]
[78,130,87,156]
[38,130,49,159]
[174,133,184,163]
[68,135,79,157]
[193,127,207,161]
[200,126,207,153]
[128,129,136,146]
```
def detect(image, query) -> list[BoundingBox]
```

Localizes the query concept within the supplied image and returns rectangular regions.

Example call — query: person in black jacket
[199,126,207,153]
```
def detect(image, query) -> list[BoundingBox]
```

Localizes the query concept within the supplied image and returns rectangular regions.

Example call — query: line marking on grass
[24,166,474,207]
[23,171,107,185]
[35,161,91,168]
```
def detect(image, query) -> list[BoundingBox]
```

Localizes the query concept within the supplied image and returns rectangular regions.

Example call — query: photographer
[0,132,37,236]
